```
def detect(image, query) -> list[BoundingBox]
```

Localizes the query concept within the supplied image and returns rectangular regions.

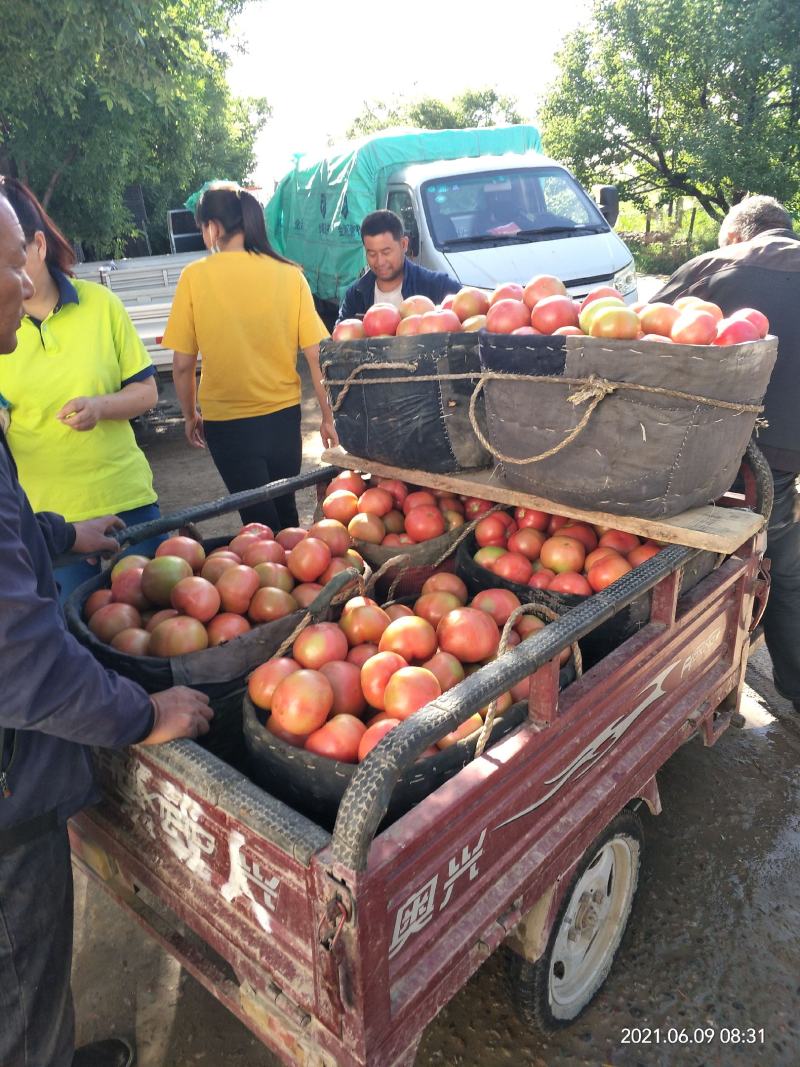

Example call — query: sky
[225,0,591,190]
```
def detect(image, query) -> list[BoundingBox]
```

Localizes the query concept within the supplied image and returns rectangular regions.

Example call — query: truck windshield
[421,167,608,249]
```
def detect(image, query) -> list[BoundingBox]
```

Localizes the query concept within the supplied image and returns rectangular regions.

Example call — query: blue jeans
[55,502,163,604]
[0,824,75,1067]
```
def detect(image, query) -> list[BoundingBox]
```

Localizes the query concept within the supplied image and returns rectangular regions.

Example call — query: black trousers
[0,824,75,1067]
[763,471,800,704]
[204,405,302,532]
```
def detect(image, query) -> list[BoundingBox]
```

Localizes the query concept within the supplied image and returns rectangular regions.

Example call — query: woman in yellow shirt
[163,183,337,531]
[0,178,160,600]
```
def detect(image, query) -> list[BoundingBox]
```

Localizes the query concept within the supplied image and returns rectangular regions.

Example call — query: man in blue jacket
[337,209,460,322]
[0,191,212,1067]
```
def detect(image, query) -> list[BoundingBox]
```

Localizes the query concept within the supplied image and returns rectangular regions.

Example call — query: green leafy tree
[346,88,523,139]
[0,0,267,254]
[541,0,800,220]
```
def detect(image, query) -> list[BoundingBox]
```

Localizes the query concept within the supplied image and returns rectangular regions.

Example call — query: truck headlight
[613,262,637,297]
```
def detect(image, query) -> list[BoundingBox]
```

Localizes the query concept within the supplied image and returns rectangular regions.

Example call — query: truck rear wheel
[507,809,643,1030]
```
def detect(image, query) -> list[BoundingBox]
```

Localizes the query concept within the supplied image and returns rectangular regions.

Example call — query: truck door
[387,187,421,259]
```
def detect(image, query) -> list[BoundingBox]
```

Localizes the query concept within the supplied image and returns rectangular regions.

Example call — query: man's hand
[72,515,124,556]
[57,396,101,431]
[320,415,339,449]
[185,409,205,449]
[139,687,213,745]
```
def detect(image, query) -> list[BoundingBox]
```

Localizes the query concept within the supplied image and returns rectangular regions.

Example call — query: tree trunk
[41,147,78,209]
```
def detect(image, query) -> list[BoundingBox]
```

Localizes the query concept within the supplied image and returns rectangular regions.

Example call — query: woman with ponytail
[0,177,161,601]
[162,182,337,531]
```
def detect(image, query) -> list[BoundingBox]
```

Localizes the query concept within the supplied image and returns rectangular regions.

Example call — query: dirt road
[72,389,800,1067]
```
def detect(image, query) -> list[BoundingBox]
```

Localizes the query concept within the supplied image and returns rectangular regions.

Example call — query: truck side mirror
[408,229,420,258]
[597,185,619,228]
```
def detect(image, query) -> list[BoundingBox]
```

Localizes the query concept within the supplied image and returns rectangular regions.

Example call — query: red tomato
[528,570,555,589]
[216,565,260,614]
[598,530,641,555]
[348,513,386,544]
[307,519,350,557]
[156,536,206,573]
[405,506,446,542]
[265,716,309,747]
[384,666,442,720]
[111,567,150,612]
[515,507,550,531]
[339,604,391,646]
[110,628,151,656]
[357,487,395,517]
[584,546,624,572]
[540,536,586,574]
[588,555,633,592]
[437,608,500,663]
[304,714,366,763]
[421,572,468,603]
[714,318,761,345]
[559,523,598,552]
[475,513,510,547]
[89,603,143,643]
[287,538,331,583]
[110,554,150,581]
[589,307,640,340]
[248,587,298,623]
[241,540,287,568]
[692,300,724,323]
[627,544,662,567]
[422,651,465,693]
[492,552,533,584]
[378,616,437,663]
[332,319,365,341]
[248,657,301,710]
[474,546,507,570]
[347,642,379,668]
[547,515,571,535]
[361,650,410,710]
[523,274,567,308]
[548,572,593,596]
[418,309,462,333]
[358,718,401,761]
[639,302,681,337]
[271,669,334,735]
[413,592,463,629]
[145,608,179,633]
[327,471,367,497]
[486,298,531,334]
[319,661,367,718]
[363,304,401,337]
[530,294,579,333]
[375,478,409,508]
[254,561,295,593]
[398,294,435,318]
[323,490,360,525]
[471,588,522,626]
[464,497,494,520]
[148,616,209,656]
[403,490,437,514]
[275,528,308,552]
[579,286,624,312]
[730,307,769,338]
[452,287,490,321]
[141,556,193,607]
[384,603,415,621]
[293,622,349,670]
[84,588,114,620]
[670,309,717,345]
[490,282,525,305]
[170,576,221,623]
[207,613,251,646]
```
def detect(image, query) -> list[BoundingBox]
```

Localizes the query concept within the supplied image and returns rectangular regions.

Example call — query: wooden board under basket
[321,448,764,555]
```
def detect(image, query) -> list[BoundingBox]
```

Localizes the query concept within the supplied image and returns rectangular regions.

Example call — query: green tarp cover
[263,125,542,305]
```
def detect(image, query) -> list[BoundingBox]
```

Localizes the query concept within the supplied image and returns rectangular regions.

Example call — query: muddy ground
[71,379,800,1067]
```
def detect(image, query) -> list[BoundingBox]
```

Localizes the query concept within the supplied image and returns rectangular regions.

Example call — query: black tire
[742,438,774,523]
[506,809,644,1031]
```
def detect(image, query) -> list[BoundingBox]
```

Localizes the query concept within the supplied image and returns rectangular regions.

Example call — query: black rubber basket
[320,332,489,473]
[455,532,721,669]
[65,550,362,762]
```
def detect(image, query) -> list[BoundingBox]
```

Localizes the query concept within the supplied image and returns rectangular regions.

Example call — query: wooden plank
[321,449,764,554]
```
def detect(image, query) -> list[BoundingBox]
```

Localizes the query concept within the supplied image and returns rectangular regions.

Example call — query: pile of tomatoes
[81,521,365,657]
[470,507,663,596]
[321,469,494,549]
[248,572,562,765]
[331,276,769,346]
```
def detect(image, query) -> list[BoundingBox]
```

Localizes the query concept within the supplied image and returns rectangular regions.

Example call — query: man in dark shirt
[656,195,800,711]
[0,191,212,1067]
[337,209,460,322]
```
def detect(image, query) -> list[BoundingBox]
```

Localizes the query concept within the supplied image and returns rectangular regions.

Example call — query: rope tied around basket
[473,602,583,760]
[321,362,764,466]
